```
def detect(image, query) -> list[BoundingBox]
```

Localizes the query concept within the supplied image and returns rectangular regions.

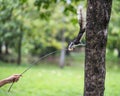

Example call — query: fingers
[13,74,22,77]
[12,74,22,82]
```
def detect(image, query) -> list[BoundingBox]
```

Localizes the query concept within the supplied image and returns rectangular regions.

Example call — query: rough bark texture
[84,0,112,96]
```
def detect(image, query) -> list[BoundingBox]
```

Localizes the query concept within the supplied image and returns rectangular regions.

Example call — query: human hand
[5,74,21,83]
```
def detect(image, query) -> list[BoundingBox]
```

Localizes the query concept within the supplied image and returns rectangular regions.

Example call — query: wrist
[3,78,11,84]
[0,79,8,87]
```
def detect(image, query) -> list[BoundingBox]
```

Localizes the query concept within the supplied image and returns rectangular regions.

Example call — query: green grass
[0,63,84,96]
[0,52,120,96]
[105,70,120,96]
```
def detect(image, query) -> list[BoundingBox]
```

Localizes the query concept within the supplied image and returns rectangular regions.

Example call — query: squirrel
[68,5,86,51]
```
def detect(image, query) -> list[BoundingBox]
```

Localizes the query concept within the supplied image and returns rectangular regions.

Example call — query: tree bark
[84,0,112,96]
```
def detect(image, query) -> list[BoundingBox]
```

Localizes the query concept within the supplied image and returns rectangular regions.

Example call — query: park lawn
[0,62,120,96]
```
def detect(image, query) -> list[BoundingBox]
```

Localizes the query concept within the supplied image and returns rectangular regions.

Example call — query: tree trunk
[118,49,120,58]
[0,42,2,60]
[5,41,9,54]
[0,42,2,54]
[17,31,23,65]
[84,0,112,96]
[59,31,66,68]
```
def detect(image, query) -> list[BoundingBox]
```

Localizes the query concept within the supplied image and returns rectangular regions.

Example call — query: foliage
[0,0,120,59]
[0,0,27,51]
[107,0,120,56]
[22,0,85,55]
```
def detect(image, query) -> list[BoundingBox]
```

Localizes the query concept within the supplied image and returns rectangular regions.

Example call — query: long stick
[8,50,60,92]
[8,82,14,92]
[8,43,85,92]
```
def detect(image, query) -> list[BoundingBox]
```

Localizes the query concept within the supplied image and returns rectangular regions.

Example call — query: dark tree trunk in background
[118,50,120,58]
[5,42,9,54]
[17,31,23,65]
[84,0,112,96]
[0,43,2,54]
[0,43,2,60]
